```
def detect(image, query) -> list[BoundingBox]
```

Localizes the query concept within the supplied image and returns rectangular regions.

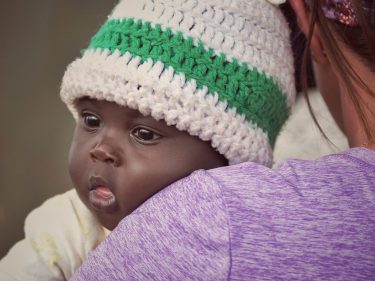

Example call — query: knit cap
[60,0,295,166]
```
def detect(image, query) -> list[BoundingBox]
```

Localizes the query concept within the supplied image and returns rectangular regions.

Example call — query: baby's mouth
[88,176,117,213]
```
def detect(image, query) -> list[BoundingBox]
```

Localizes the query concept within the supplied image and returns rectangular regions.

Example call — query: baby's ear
[288,0,329,65]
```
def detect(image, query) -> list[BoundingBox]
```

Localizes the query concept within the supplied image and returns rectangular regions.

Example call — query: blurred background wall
[0,0,116,258]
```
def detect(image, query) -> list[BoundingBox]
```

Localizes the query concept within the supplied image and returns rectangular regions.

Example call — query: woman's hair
[302,0,375,142]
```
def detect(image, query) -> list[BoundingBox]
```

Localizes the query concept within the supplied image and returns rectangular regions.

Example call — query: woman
[71,0,375,280]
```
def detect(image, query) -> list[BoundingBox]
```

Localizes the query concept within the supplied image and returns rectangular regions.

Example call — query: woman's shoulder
[202,148,375,280]
[208,147,375,191]
[201,148,375,220]
[136,147,375,226]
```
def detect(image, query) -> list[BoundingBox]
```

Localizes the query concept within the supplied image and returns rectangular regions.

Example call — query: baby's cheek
[68,160,80,187]
[116,170,158,212]
[68,145,86,185]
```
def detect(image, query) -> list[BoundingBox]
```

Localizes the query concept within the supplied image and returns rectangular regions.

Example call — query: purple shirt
[72,148,375,280]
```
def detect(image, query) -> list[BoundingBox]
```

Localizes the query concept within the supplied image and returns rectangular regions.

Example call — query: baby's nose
[90,143,121,167]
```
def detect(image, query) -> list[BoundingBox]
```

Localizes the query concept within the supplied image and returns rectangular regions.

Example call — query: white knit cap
[61,0,295,166]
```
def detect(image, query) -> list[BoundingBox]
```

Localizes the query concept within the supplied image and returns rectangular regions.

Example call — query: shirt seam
[336,153,375,173]
[199,169,233,281]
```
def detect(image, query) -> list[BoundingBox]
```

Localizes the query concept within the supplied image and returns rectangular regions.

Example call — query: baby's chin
[95,212,125,231]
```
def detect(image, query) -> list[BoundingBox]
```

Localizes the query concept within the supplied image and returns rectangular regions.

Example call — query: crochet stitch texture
[61,0,295,166]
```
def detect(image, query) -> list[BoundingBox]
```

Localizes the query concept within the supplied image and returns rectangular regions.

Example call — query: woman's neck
[339,48,375,149]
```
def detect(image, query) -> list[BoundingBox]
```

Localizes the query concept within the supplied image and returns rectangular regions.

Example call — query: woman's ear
[289,0,329,65]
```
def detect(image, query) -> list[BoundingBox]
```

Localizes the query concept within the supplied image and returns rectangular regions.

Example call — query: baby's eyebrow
[122,107,149,119]
[131,114,161,125]
[75,97,95,107]
[130,113,170,128]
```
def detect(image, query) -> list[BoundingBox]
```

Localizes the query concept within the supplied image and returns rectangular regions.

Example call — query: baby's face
[69,98,227,230]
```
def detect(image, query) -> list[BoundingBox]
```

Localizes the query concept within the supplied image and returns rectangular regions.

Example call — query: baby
[0,0,295,279]
[69,97,227,231]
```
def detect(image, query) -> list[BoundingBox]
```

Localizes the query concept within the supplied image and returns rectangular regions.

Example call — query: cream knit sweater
[0,189,109,281]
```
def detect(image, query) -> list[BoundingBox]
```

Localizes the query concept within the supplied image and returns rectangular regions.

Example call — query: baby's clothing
[0,189,109,281]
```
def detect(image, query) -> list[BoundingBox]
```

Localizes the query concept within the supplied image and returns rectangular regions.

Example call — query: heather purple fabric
[71,148,375,280]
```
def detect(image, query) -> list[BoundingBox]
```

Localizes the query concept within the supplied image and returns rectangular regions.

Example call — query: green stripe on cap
[87,18,289,146]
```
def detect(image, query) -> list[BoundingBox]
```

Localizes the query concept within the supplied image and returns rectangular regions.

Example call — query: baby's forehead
[75,97,143,118]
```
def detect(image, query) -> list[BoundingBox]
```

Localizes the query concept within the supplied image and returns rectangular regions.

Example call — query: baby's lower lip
[89,186,117,213]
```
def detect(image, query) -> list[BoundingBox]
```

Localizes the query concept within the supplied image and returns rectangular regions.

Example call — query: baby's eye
[131,127,161,143]
[81,112,101,129]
